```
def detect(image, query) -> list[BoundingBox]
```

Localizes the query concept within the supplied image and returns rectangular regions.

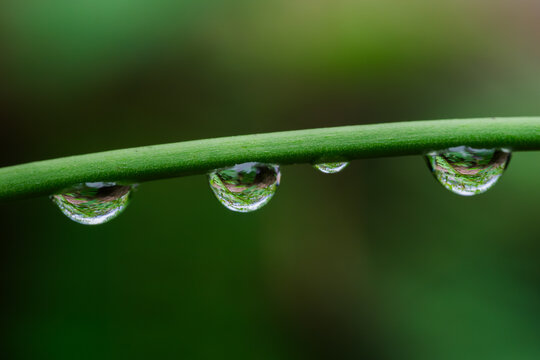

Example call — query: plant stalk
[1,118,539,200]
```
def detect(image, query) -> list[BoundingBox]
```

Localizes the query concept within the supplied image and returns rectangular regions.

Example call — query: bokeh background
[2,1,540,359]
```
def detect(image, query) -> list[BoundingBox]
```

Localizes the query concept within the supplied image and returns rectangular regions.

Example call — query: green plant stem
[1,118,539,200]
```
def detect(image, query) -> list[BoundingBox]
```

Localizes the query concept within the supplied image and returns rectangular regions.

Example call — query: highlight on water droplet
[51,182,134,225]
[314,162,349,174]
[208,162,281,212]
[425,146,511,196]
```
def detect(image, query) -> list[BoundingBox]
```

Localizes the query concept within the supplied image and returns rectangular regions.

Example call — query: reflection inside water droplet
[425,146,511,196]
[51,182,133,225]
[314,162,349,174]
[208,162,280,212]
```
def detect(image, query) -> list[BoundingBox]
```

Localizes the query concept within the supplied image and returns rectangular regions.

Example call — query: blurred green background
[2,0,540,359]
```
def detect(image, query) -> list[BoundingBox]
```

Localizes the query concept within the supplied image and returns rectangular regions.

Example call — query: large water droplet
[314,161,349,174]
[208,162,281,212]
[426,146,511,196]
[51,182,133,225]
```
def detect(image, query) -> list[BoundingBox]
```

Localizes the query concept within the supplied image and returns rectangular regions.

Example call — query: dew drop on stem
[208,162,280,212]
[313,161,349,174]
[425,146,511,196]
[51,182,134,225]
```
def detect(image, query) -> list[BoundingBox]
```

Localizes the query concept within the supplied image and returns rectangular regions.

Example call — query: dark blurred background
[2,0,540,359]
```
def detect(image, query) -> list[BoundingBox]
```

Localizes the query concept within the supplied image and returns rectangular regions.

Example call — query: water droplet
[314,162,349,174]
[208,162,280,212]
[426,146,511,196]
[51,182,133,225]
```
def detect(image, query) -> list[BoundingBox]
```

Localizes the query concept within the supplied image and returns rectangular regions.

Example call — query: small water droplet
[426,146,511,196]
[314,162,349,174]
[208,162,280,212]
[51,182,133,225]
